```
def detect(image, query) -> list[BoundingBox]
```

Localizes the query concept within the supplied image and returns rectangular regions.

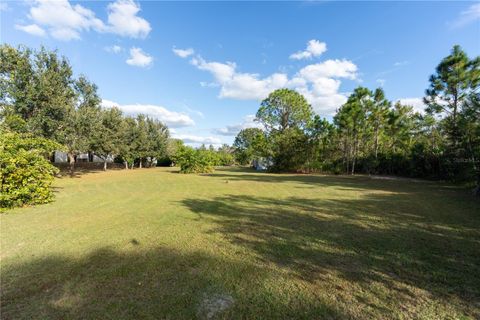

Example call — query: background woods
[1,44,479,210]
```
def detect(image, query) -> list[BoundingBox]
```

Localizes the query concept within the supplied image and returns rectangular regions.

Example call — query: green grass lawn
[1,167,479,319]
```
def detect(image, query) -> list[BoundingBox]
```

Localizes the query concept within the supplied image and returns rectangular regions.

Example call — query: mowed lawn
[1,167,479,319]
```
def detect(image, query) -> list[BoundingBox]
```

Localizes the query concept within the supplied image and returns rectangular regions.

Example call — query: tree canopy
[233,45,479,193]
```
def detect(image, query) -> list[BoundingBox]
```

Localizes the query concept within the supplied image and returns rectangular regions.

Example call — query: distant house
[252,158,272,171]
[53,151,114,163]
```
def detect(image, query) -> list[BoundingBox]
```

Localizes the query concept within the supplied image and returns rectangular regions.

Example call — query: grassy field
[1,167,479,319]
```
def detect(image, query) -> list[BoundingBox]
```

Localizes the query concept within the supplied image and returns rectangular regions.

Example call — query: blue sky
[1,1,479,146]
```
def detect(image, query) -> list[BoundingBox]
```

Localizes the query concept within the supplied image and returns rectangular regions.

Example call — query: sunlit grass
[1,167,479,319]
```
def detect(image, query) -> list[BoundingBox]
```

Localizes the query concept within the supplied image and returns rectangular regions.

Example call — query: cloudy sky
[1,0,479,146]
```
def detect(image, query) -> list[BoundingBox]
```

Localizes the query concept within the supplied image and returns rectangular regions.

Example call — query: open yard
[1,167,479,319]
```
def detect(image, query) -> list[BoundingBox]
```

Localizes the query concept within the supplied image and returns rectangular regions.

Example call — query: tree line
[0,44,239,208]
[0,45,174,208]
[234,45,479,194]
[0,44,171,172]
[1,44,478,209]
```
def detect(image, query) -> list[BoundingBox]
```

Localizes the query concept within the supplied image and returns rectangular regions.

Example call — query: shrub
[216,151,235,166]
[174,146,214,174]
[0,131,60,210]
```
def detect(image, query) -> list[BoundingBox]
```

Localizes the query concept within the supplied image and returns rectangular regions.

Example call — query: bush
[174,146,214,174]
[215,150,235,166]
[0,132,60,210]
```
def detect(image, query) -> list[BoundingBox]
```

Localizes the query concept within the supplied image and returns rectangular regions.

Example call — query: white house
[53,151,114,163]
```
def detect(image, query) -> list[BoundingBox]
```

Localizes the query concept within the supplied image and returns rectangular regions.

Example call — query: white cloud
[290,40,327,60]
[191,57,236,83]
[451,3,480,28]
[14,24,46,37]
[220,72,289,100]
[126,47,153,67]
[292,59,358,114]
[213,115,262,136]
[17,0,150,40]
[106,0,151,38]
[24,0,105,40]
[173,134,222,145]
[190,56,289,100]
[298,59,358,81]
[181,45,358,115]
[105,45,123,53]
[172,47,194,58]
[311,77,341,96]
[398,98,426,114]
[102,99,195,127]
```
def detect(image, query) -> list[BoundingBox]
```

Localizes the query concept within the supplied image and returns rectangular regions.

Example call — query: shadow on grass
[1,246,345,320]
[207,168,468,194]
[180,190,480,318]
[54,163,126,179]
[54,164,171,179]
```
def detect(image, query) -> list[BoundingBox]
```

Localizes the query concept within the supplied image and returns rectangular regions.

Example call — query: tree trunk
[124,161,128,170]
[68,153,75,176]
[139,158,143,168]
[103,160,107,171]
[344,138,350,174]
[345,137,350,174]
[351,134,357,175]
[474,169,480,197]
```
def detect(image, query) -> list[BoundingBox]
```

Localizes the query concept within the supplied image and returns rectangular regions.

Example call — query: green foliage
[1,44,171,173]
[256,88,313,132]
[174,145,215,174]
[0,44,100,173]
[0,131,60,209]
[232,45,478,188]
[268,128,311,172]
[215,144,236,166]
[90,107,124,169]
[424,45,479,120]
[157,139,184,166]
[116,115,170,168]
[233,128,266,165]
[250,88,315,171]
[0,44,76,141]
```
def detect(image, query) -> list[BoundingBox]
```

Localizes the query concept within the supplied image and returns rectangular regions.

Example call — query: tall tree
[91,107,124,170]
[368,88,390,159]
[145,117,169,167]
[0,45,76,141]
[255,89,314,171]
[386,102,417,155]
[233,128,266,165]
[0,45,35,122]
[459,92,480,195]
[334,87,372,174]
[256,88,313,133]
[62,76,102,174]
[135,115,150,168]
[119,117,138,169]
[310,115,336,170]
[424,45,480,147]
